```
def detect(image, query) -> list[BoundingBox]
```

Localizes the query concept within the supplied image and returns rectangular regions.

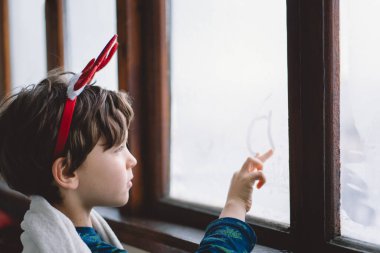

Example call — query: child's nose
[128,154,137,169]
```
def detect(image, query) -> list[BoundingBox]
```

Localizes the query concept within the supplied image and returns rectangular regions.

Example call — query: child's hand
[219,149,273,221]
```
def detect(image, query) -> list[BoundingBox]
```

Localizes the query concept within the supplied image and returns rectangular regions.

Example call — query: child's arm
[196,149,273,253]
[219,149,273,221]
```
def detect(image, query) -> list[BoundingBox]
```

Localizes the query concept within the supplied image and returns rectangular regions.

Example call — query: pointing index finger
[256,149,274,163]
[252,149,274,189]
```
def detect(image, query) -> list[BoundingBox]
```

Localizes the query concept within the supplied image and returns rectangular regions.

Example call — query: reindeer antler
[74,34,118,91]
[53,35,119,158]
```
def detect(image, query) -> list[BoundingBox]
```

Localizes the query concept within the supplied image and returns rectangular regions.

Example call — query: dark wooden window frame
[45,0,64,70]
[0,0,11,97]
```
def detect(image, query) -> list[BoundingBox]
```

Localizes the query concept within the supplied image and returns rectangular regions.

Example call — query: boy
[0,35,271,252]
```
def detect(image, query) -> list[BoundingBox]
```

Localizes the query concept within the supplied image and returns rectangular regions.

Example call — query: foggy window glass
[9,0,47,92]
[340,0,380,246]
[65,0,118,91]
[169,0,289,224]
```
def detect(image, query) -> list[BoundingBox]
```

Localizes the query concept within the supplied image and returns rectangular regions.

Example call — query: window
[138,0,380,252]
[0,0,64,97]
[9,0,46,92]
[65,0,118,91]
[340,0,380,246]
[169,0,289,225]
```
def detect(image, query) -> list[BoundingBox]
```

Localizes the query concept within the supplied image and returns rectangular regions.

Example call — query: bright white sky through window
[169,0,289,224]
[340,0,380,246]
[9,0,46,92]
[9,0,118,92]
[65,0,118,91]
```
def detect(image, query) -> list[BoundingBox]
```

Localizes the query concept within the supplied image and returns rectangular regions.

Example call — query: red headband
[53,34,119,158]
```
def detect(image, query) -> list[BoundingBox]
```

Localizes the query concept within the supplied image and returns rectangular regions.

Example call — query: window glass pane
[9,0,46,92]
[169,0,289,224]
[65,0,118,91]
[340,0,380,245]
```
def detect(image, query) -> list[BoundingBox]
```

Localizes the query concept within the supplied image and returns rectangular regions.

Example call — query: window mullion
[0,0,11,97]
[324,0,340,242]
[116,0,145,215]
[137,0,170,209]
[45,0,64,70]
[287,0,327,251]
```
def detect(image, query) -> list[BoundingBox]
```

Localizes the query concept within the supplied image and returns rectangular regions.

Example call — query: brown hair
[0,70,134,204]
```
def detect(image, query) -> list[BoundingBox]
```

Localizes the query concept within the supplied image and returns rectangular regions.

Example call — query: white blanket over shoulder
[20,195,124,253]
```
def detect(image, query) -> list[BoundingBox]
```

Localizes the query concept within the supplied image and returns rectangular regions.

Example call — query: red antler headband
[53,34,119,158]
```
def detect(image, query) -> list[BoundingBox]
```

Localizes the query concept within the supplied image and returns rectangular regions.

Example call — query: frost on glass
[340,1,380,246]
[169,0,289,224]
[9,0,46,92]
[65,0,118,91]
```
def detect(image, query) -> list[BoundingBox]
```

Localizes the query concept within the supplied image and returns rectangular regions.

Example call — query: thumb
[248,170,266,189]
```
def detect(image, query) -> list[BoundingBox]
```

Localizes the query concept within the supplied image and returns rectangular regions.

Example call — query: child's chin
[120,197,129,206]
[113,195,129,207]
[102,193,129,207]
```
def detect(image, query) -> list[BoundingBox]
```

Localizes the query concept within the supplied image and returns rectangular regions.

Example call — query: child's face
[75,131,137,208]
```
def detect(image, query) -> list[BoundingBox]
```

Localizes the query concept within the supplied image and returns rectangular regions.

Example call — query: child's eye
[115,145,124,152]
[116,143,130,152]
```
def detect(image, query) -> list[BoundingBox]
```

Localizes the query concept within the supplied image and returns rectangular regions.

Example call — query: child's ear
[52,157,79,190]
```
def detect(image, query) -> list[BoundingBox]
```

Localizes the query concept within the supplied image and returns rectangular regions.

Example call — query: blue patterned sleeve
[196,217,256,253]
[76,227,127,253]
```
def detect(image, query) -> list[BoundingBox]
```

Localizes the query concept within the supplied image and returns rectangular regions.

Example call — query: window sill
[95,206,284,253]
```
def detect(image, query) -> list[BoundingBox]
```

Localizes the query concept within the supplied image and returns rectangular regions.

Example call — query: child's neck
[53,197,93,227]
